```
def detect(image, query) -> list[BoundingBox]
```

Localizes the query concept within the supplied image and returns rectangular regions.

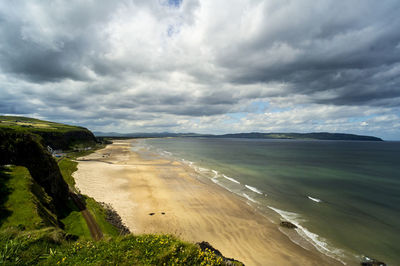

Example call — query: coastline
[73,139,341,265]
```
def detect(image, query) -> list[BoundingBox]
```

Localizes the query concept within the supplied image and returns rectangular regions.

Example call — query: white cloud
[0,0,399,139]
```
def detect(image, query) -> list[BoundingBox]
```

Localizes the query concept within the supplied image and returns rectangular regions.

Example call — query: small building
[47,146,53,154]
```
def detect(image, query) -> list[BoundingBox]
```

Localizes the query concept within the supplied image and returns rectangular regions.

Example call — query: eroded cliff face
[33,129,98,150]
[0,130,70,208]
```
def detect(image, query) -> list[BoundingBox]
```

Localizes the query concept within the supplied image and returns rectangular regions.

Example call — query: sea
[135,137,400,265]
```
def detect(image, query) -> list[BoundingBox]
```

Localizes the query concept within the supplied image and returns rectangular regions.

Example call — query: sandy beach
[73,139,340,266]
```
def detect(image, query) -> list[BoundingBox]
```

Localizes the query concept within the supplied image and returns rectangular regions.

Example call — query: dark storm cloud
[216,1,400,106]
[0,1,116,82]
[0,99,34,114]
[220,1,400,105]
[144,104,231,116]
[0,34,88,82]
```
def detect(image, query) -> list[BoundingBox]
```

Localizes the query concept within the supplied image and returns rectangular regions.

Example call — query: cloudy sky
[1,0,400,139]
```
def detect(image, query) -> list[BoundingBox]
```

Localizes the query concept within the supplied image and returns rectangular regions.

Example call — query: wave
[268,206,303,223]
[308,196,322,203]
[212,170,219,178]
[242,193,258,203]
[222,174,240,184]
[268,206,346,264]
[216,182,236,194]
[181,159,194,166]
[163,150,172,156]
[143,139,348,265]
[131,141,149,152]
[245,185,263,194]
[198,167,208,172]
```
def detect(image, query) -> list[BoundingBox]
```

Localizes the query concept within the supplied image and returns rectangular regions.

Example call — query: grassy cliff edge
[0,116,243,265]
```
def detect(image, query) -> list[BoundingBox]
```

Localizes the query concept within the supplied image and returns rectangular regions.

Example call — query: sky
[0,1,400,140]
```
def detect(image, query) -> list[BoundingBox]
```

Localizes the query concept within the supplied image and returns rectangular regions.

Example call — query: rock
[280,221,297,229]
[149,212,155,216]
[196,241,244,265]
[100,202,130,235]
[197,241,223,257]
[360,256,386,266]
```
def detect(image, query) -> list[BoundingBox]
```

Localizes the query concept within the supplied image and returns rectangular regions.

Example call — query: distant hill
[0,116,98,149]
[93,131,202,138]
[94,131,383,141]
[213,132,383,141]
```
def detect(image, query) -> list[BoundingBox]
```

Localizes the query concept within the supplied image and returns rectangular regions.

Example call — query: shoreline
[73,139,341,265]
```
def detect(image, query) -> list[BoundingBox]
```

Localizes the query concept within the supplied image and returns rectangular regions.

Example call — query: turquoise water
[142,138,400,265]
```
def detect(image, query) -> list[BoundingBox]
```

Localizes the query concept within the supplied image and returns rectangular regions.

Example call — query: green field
[0,116,85,133]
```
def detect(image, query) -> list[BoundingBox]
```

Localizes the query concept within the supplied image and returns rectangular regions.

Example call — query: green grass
[85,197,119,237]
[0,166,47,230]
[65,143,106,159]
[57,156,119,238]
[60,210,91,239]
[0,116,85,133]
[58,194,118,239]
[56,158,98,238]
[58,159,77,189]
[0,159,112,241]
[0,228,236,265]
[0,227,73,265]
[0,158,117,240]
[0,117,244,264]
[0,115,98,151]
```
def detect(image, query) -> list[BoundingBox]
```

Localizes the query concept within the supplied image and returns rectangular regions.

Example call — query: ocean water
[140,138,400,265]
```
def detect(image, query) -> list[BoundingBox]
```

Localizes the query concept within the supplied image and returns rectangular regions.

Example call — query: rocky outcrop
[280,221,297,229]
[100,202,130,235]
[196,241,244,265]
[361,256,386,266]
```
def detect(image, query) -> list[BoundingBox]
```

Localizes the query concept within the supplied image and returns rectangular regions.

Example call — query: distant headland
[94,131,383,141]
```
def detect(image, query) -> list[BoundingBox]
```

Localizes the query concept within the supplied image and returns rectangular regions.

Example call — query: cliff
[0,130,69,208]
[0,116,97,150]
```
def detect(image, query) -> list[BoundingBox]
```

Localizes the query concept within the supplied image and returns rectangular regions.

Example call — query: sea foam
[222,174,240,184]
[268,206,346,264]
[217,183,235,193]
[308,196,322,203]
[182,159,194,166]
[245,185,263,194]
[268,206,303,224]
[242,193,258,203]
[163,150,172,156]
[212,170,219,178]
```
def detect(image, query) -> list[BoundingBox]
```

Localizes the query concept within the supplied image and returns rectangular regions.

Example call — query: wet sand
[73,139,340,266]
